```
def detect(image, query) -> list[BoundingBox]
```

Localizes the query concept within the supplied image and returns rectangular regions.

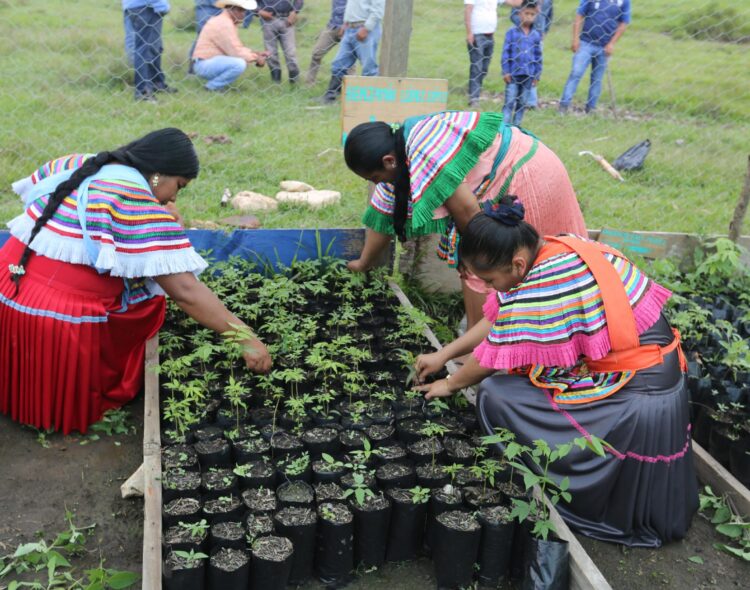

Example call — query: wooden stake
[728,155,750,243]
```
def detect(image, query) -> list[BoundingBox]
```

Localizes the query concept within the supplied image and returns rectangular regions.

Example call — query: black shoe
[156,85,178,94]
[135,91,157,103]
[270,69,282,83]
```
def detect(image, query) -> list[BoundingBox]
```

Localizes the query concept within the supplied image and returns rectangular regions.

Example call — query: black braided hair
[458,195,540,271]
[344,121,412,242]
[10,128,199,296]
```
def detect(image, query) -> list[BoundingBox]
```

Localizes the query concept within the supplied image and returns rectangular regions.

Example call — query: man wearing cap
[257,0,304,84]
[321,0,385,104]
[192,0,269,92]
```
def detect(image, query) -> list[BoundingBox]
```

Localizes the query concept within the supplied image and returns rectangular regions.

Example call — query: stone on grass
[231,191,278,212]
[279,180,315,192]
[275,190,341,209]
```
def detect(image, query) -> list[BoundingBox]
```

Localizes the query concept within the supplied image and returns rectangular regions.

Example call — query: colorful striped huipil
[474,237,672,404]
[0,154,207,434]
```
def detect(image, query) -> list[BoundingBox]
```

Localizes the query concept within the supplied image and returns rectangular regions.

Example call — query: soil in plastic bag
[385,493,429,562]
[522,530,570,590]
[273,508,317,585]
[249,537,294,590]
[351,497,392,568]
[477,507,516,587]
[431,511,481,589]
[315,504,354,587]
[207,548,250,590]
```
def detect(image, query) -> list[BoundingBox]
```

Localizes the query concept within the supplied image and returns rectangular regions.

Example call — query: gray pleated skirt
[476,315,699,547]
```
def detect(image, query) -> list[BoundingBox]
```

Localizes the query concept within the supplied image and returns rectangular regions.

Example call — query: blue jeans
[123,12,135,66]
[560,40,608,111]
[194,56,247,91]
[330,24,381,78]
[126,6,166,97]
[467,33,494,103]
[503,76,534,125]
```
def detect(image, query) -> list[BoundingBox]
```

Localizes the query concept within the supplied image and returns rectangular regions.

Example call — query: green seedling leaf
[715,523,745,539]
[688,556,704,564]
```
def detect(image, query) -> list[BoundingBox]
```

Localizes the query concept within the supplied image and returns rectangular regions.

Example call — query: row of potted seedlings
[158,259,575,588]
[657,240,750,488]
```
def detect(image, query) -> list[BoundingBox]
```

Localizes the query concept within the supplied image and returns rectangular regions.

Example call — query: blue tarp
[0,228,366,268]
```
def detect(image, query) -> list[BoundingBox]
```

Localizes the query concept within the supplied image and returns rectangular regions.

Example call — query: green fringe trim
[362,206,396,236]
[362,205,451,239]
[410,112,503,231]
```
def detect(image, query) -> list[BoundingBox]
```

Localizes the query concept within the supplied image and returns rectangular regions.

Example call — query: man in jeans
[306,0,347,85]
[559,0,630,114]
[192,0,268,92]
[122,0,174,101]
[465,0,521,107]
[322,0,385,104]
[257,0,304,84]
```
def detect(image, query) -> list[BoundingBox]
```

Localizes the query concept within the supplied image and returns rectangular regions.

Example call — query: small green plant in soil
[342,472,376,507]
[0,511,139,589]
[409,486,431,505]
[698,485,750,561]
[171,549,209,567]
[177,519,209,541]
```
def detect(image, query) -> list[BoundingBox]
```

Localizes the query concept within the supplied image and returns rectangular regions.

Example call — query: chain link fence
[1,0,749,235]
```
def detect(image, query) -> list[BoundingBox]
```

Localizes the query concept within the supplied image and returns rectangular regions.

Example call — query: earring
[151,174,160,188]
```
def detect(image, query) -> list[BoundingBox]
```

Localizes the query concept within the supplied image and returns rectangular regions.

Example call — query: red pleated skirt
[0,237,165,434]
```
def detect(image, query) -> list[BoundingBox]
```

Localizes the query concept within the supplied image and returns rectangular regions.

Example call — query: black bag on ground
[613,139,651,171]
[522,530,570,590]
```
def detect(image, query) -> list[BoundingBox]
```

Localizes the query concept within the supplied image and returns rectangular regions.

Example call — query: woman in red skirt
[0,128,271,434]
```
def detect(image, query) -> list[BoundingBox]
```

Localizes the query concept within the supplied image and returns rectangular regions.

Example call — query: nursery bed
[140,281,611,590]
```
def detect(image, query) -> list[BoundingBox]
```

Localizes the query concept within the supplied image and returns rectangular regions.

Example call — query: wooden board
[142,336,162,590]
[693,441,750,518]
[340,75,448,144]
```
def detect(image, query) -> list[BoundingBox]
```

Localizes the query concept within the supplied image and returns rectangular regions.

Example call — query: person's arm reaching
[415,316,492,381]
[155,272,271,373]
[415,354,495,400]
[443,183,481,233]
[347,228,392,272]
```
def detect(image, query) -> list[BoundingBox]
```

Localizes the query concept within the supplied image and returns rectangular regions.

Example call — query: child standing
[501,0,542,125]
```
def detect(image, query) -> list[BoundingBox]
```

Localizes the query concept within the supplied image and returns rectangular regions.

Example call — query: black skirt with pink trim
[476,315,699,547]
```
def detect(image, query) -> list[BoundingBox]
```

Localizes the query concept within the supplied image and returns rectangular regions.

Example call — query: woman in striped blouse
[0,128,271,434]
[343,110,586,329]
[414,197,698,547]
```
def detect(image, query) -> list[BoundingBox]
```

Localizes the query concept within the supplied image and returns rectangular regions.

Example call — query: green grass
[0,0,748,234]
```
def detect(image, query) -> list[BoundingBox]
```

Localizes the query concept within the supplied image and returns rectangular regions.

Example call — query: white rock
[231,191,278,211]
[275,190,341,209]
[280,180,315,192]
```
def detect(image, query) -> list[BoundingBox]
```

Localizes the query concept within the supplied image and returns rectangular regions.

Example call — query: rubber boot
[322,75,343,104]
[270,68,281,83]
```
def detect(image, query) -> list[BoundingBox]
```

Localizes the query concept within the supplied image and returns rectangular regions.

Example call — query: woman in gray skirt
[415,197,698,547]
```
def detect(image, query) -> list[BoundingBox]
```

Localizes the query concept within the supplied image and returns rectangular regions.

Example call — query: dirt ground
[1,396,748,589]
[0,397,146,582]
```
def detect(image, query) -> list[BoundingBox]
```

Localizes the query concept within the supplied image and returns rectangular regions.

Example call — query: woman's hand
[164,202,184,227]
[414,378,455,401]
[242,337,272,373]
[414,350,448,382]
[346,258,369,273]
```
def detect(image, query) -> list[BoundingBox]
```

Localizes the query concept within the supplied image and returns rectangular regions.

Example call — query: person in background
[188,0,254,72]
[123,11,135,66]
[0,129,271,435]
[306,0,347,85]
[343,111,585,330]
[559,0,630,114]
[192,0,269,92]
[501,0,542,125]
[509,0,552,108]
[465,0,522,108]
[257,0,304,84]
[122,0,175,102]
[321,0,385,104]
[415,197,698,548]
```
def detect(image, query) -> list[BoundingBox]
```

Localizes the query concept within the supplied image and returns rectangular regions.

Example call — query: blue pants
[503,76,534,125]
[467,33,495,104]
[123,12,135,66]
[330,25,381,78]
[125,6,166,97]
[194,56,247,91]
[560,40,608,111]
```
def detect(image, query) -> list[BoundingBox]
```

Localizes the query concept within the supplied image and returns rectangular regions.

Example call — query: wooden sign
[597,228,670,259]
[340,75,449,144]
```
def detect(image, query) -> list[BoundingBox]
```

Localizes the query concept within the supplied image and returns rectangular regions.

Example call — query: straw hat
[215,0,257,10]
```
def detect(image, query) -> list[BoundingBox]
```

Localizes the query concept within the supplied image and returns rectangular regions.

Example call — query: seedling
[172,549,209,567]
[342,472,376,507]
[409,486,431,505]
[177,519,209,540]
